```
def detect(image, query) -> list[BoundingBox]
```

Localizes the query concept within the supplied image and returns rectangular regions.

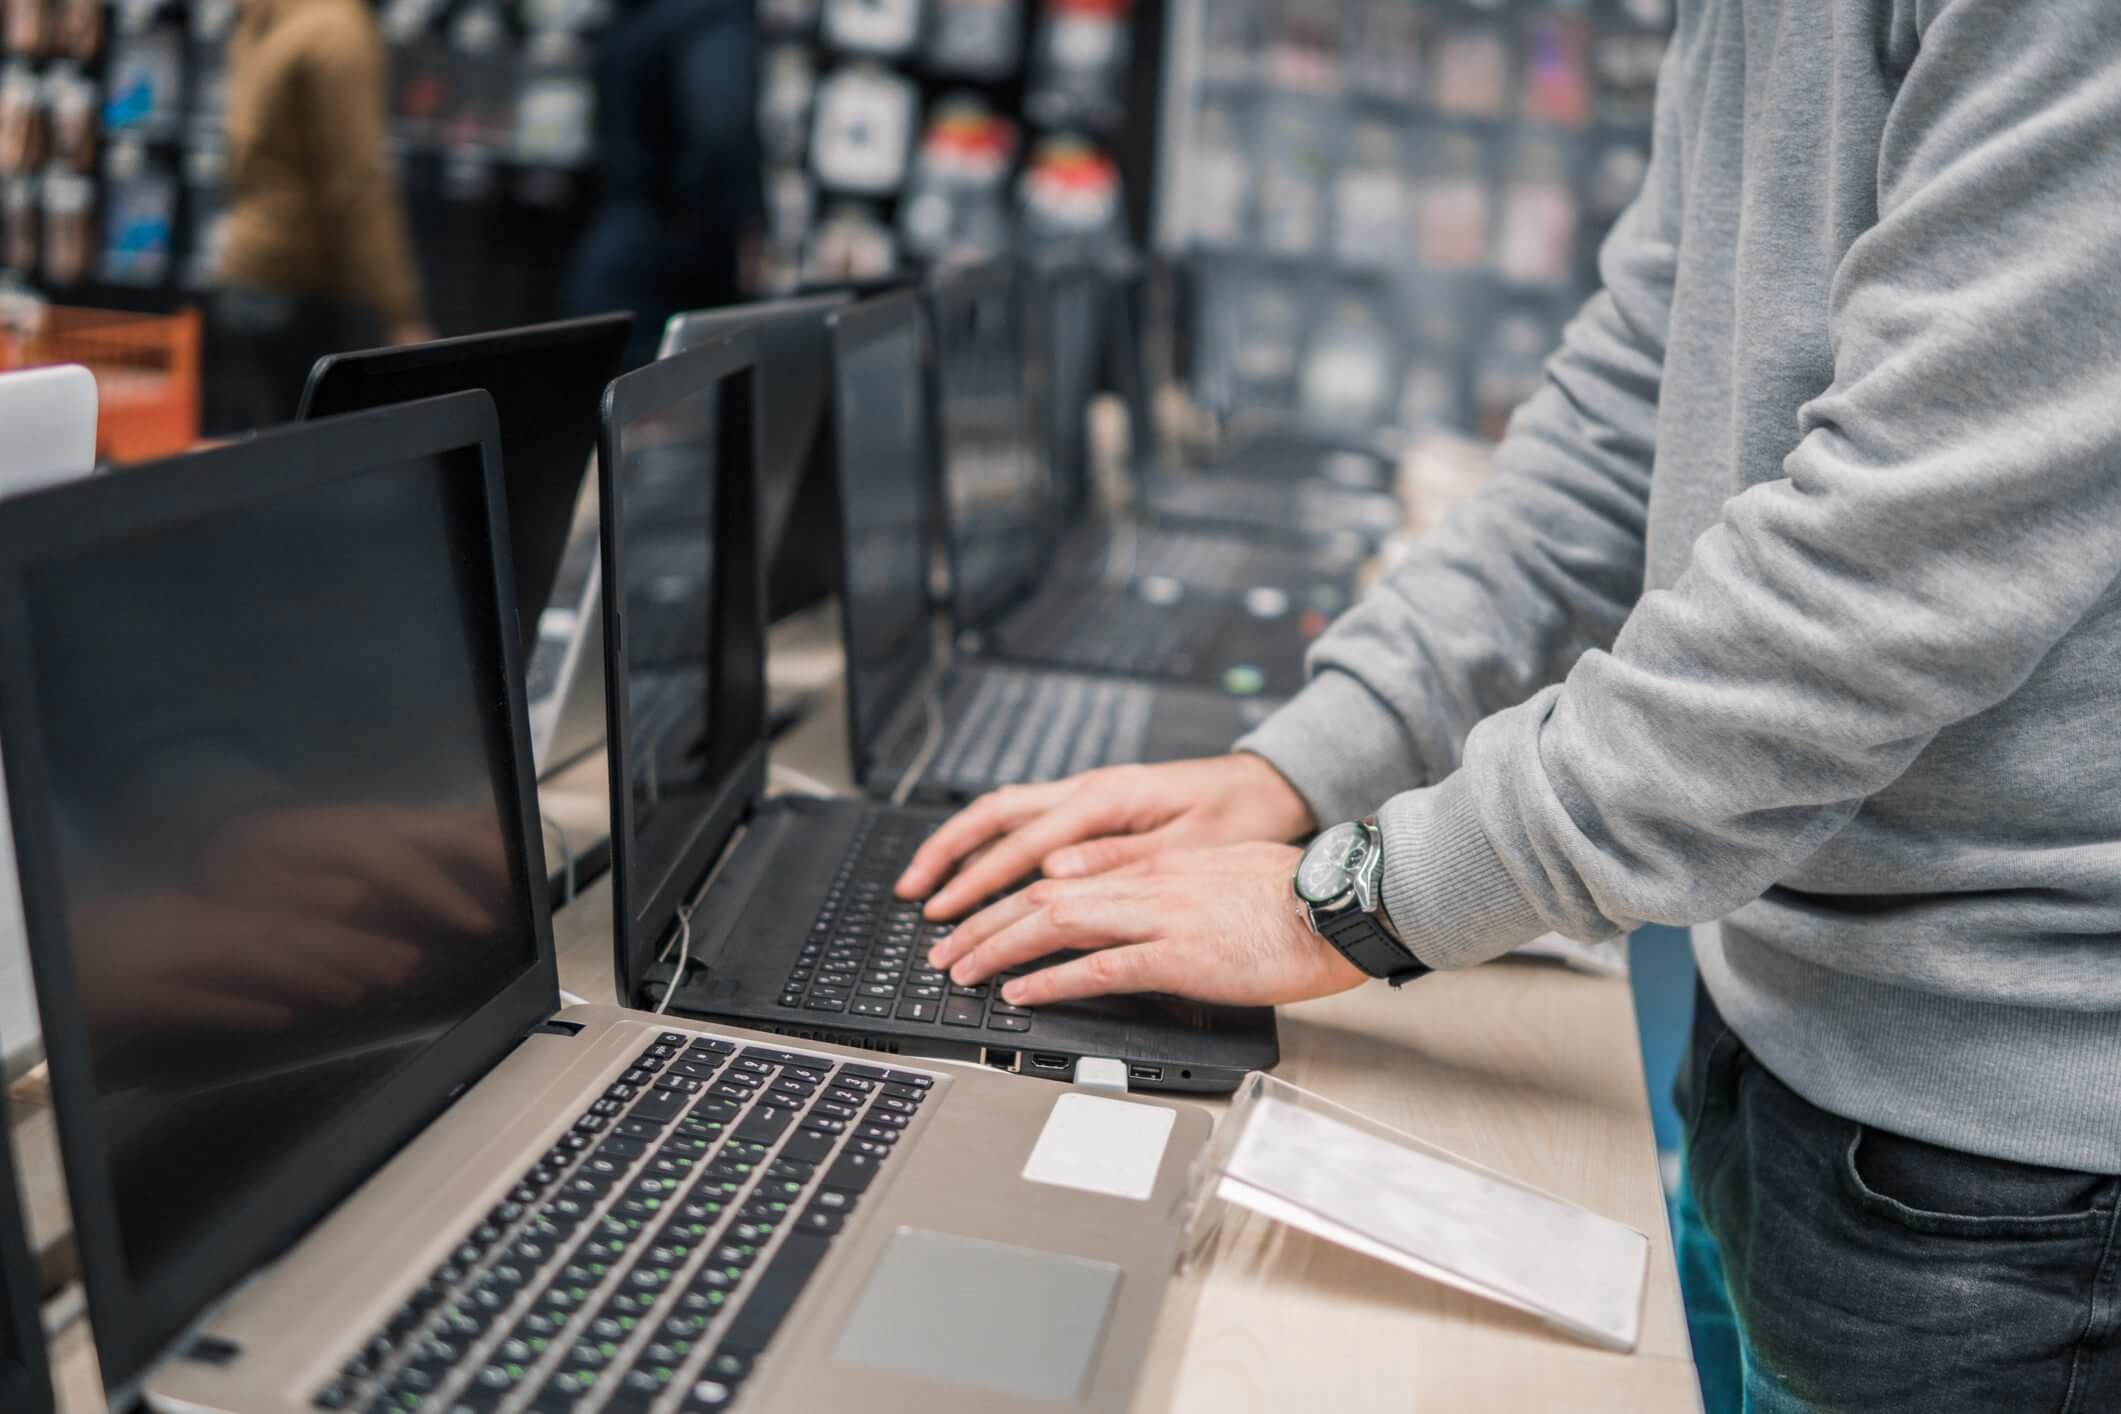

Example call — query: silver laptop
[0,363,96,1081]
[0,389,1212,1414]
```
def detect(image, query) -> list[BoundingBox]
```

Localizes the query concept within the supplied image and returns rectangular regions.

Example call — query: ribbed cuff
[1234,670,1428,829]
[1376,774,1548,970]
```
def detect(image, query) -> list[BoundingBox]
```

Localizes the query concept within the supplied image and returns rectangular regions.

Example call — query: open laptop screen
[300,314,631,655]
[929,268,1049,633]
[605,342,767,948]
[832,297,936,775]
[1041,263,1104,519]
[662,295,848,622]
[0,397,545,1396]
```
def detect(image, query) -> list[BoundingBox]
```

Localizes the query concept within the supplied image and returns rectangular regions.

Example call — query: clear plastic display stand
[1180,1073,1650,1352]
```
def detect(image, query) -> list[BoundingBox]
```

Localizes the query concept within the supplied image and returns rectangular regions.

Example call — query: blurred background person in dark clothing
[568,0,760,370]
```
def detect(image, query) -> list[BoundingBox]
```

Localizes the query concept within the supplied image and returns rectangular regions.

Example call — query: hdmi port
[1030,1053,1071,1073]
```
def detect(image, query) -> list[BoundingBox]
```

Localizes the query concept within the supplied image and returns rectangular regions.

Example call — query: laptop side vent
[756,1024,901,1055]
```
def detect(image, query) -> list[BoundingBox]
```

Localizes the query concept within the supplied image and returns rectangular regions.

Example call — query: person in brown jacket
[207,0,433,434]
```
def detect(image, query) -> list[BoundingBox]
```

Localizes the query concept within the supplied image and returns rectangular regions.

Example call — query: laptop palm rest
[830,1229,1121,1404]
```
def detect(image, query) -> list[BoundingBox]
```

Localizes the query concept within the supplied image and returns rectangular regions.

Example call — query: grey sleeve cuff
[1233,669,1430,829]
[1376,773,1549,970]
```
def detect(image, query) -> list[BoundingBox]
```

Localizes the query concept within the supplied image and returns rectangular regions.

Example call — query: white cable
[889,682,946,807]
[653,903,694,1015]
[767,762,836,798]
[540,810,576,906]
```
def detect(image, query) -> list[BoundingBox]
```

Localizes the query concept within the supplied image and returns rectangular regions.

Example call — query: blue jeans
[1676,984,2121,1413]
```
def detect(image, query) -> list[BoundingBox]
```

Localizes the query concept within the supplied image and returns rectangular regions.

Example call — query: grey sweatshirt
[1238,0,2121,1172]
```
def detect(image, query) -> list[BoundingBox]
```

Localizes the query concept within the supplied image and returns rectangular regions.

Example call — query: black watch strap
[1319,907,1431,988]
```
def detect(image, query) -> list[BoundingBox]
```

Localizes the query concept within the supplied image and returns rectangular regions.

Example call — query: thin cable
[540,810,576,906]
[653,903,694,1015]
[889,682,946,807]
[767,762,836,798]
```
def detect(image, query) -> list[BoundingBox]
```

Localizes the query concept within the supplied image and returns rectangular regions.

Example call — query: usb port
[1127,1064,1164,1083]
[1030,1053,1071,1073]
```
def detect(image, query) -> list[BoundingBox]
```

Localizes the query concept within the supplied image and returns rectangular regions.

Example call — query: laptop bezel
[0,392,563,1407]
[598,335,771,1009]
[297,313,633,657]
[825,291,943,793]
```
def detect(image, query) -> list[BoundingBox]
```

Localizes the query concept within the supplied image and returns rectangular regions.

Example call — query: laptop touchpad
[831,1229,1121,1403]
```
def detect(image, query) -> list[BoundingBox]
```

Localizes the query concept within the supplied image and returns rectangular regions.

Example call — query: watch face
[1296,821,1364,904]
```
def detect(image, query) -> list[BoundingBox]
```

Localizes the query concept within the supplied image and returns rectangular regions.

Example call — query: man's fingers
[1042,827,1178,880]
[894,783,1067,900]
[926,889,1043,972]
[947,891,1159,987]
[999,941,1183,1006]
[922,793,1133,921]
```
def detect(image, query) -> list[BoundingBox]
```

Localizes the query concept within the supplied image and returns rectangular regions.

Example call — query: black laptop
[829,291,1276,804]
[298,315,632,723]
[599,334,1278,1092]
[1104,255,1404,552]
[925,262,1325,700]
[660,296,851,626]
[0,1082,51,1414]
[1024,251,1365,608]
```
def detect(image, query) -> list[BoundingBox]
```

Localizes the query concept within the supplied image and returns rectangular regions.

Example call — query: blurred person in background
[208,0,432,435]
[568,0,759,370]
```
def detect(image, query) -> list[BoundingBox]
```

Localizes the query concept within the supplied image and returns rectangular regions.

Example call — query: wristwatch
[1294,817,1431,987]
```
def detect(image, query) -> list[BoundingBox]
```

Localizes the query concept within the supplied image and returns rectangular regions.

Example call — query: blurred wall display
[1157,0,1672,444]
[760,0,1140,291]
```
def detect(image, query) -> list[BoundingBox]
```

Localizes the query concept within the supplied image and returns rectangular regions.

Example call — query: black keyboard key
[883,1070,935,1090]
[873,1096,919,1118]
[895,999,938,1023]
[682,1379,738,1409]
[855,1124,901,1145]
[823,1150,883,1193]
[739,1046,811,1067]
[805,996,850,1013]
[779,1129,836,1165]
[689,1037,736,1056]
[732,1103,798,1145]
[811,1101,858,1123]
[986,1013,1032,1032]
[717,1234,832,1357]
[848,998,891,1016]
[795,1206,845,1237]
[941,997,984,1027]
[629,1092,687,1125]
[670,1060,719,1081]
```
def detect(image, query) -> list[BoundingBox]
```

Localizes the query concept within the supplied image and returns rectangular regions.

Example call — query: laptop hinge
[1072,1057,1129,1095]
[531,1019,585,1038]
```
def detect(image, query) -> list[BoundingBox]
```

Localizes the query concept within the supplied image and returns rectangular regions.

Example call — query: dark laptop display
[928,265,1050,635]
[833,296,936,784]
[0,394,557,1402]
[662,295,850,622]
[0,1094,51,1414]
[1028,256,1105,518]
[601,338,766,975]
[299,314,632,655]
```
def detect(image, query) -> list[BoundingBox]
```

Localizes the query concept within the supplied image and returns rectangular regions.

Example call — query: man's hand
[925,843,1366,1008]
[894,754,1317,921]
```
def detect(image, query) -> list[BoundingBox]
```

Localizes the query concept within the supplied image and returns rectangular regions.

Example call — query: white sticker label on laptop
[1022,1094,1176,1202]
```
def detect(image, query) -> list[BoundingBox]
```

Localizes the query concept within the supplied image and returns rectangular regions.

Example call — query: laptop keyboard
[1004,581,1221,678]
[926,668,1153,792]
[310,1033,932,1414]
[779,813,1037,1035]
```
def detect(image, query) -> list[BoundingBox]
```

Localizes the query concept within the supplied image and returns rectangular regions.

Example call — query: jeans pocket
[1838,1126,2114,1239]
